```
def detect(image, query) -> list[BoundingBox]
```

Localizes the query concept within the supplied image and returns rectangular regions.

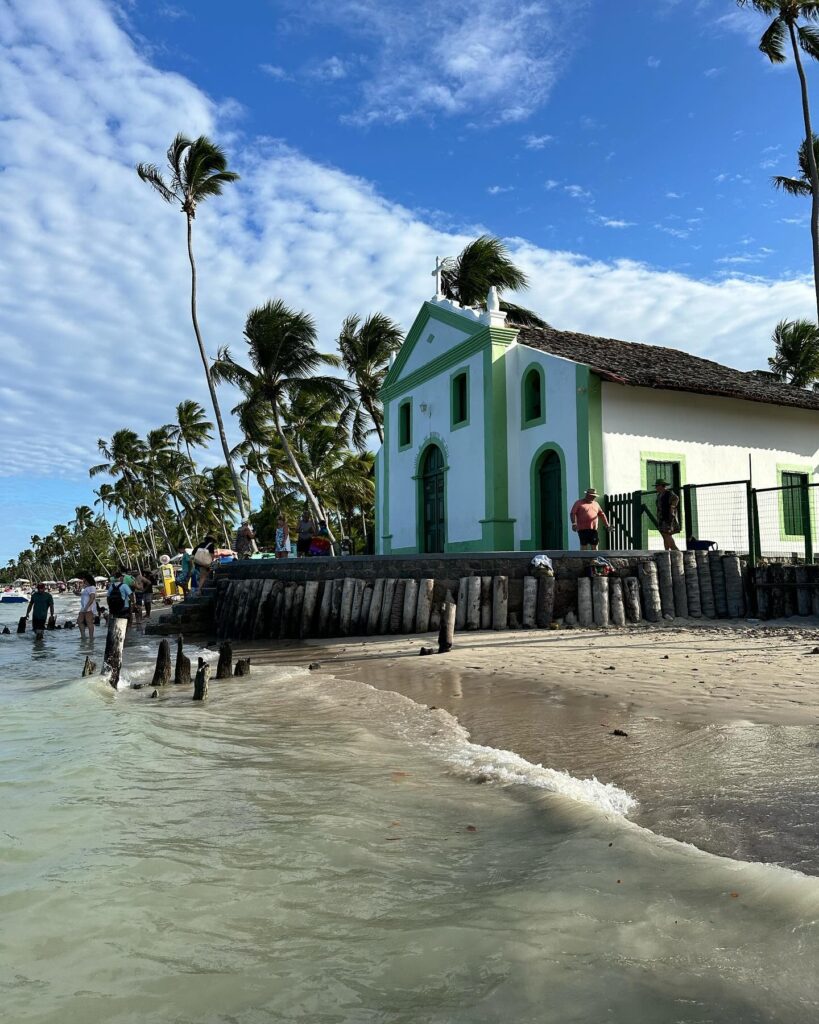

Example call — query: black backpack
[108,583,126,616]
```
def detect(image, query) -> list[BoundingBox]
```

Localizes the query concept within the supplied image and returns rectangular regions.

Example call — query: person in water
[77,572,98,640]
[26,582,54,638]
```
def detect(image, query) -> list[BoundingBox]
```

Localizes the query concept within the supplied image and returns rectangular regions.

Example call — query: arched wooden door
[537,450,563,549]
[421,444,446,553]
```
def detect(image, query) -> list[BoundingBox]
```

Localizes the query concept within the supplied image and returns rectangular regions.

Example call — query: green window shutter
[524,368,542,423]
[451,372,468,426]
[782,472,807,535]
[398,400,412,449]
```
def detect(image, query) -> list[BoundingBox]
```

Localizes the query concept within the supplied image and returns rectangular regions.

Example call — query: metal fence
[604,479,818,565]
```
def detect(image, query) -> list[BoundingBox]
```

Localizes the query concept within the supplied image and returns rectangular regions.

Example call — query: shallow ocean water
[2,598,819,1022]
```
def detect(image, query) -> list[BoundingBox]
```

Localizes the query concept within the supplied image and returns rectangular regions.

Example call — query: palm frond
[136,163,176,203]
[499,300,550,328]
[759,15,788,63]
[798,23,819,60]
[772,173,813,195]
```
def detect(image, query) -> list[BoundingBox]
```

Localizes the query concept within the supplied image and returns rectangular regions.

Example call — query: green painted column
[480,328,517,550]
[575,364,604,495]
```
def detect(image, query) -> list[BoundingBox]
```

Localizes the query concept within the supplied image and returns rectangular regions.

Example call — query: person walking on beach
[26,582,54,638]
[274,515,290,558]
[77,572,98,640]
[570,488,609,551]
[234,520,256,559]
[191,535,216,592]
[655,479,681,551]
[296,510,314,558]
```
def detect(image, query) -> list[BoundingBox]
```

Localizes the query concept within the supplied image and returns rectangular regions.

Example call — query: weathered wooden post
[233,657,251,677]
[379,579,397,634]
[682,551,702,618]
[151,639,172,687]
[251,580,275,641]
[318,579,334,637]
[192,657,210,700]
[522,576,537,628]
[216,642,233,680]
[16,616,26,634]
[722,555,745,618]
[592,576,610,627]
[359,582,374,634]
[655,551,675,618]
[756,566,770,619]
[350,579,366,633]
[402,579,419,634]
[695,551,716,619]
[609,577,626,627]
[104,615,127,689]
[455,578,469,630]
[623,576,642,623]
[174,635,191,686]
[466,576,481,630]
[416,579,434,633]
[389,580,406,633]
[781,565,796,618]
[492,576,508,630]
[480,576,492,629]
[638,560,662,622]
[536,576,555,628]
[301,581,320,638]
[367,579,385,634]
[81,656,96,677]
[330,579,343,635]
[577,577,593,628]
[339,578,355,635]
[670,550,688,617]
[708,551,728,618]
[438,595,456,653]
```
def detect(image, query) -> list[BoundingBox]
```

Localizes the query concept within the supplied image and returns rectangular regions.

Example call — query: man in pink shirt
[570,487,609,551]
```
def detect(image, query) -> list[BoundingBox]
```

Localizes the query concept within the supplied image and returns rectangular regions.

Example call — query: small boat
[1,587,28,604]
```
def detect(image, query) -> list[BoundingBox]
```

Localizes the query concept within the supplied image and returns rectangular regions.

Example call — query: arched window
[522,365,545,428]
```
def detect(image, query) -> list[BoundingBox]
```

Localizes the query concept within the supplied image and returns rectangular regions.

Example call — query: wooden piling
[17,616,26,634]
[492,576,508,630]
[216,641,233,679]
[438,596,456,653]
[349,579,366,634]
[402,579,419,634]
[301,581,320,638]
[318,579,334,636]
[466,576,481,630]
[695,551,716,619]
[609,577,626,627]
[151,639,172,687]
[623,576,641,623]
[416,579,434,633]
[480,576,492,629]
[81,656,96,677]
[389,580,406,634]
[521,576,537,628]
[281,583,296,638]
[269,581,285,638]
[795,566,811,616]
[722,555,745,619]
[536,576,555,628]
[576,577,592,627]
[233,657,251,677]
[251,579,275,640]
[329,580,343,636]
[192,657,210,701]
[339,578,356,635]
[682,551,702,618]
[379,579,397,634]
[359,582,374,635]
[708,551,728,618]
[104,616,127,689]
[174,635,191,686]
[592,576,610,627]
[455,578,469,631]
[638,561,662,622]
[670,550,688,618]
[655,551,675,618]
[367,579,385,635]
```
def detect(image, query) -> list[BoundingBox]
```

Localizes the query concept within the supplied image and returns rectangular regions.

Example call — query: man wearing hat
[570,487,610,551]
[654,478,681,551]
[234,520,256,559]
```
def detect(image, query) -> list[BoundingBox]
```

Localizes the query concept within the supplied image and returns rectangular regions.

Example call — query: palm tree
[738,1,819,321]
[773,133,819,195]
[768,317,819,385]
[212,299,350,539]
[440,236,548,328]
[337,312,403,448]
[136,134,247,518]
[170,399,214,470]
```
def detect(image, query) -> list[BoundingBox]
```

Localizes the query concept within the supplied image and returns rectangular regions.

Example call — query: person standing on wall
[570,488,610,552]
[655,479,681,551]
[296,510,314,558]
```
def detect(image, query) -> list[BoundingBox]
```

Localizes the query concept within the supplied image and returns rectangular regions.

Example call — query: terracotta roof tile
[517,325,819,412]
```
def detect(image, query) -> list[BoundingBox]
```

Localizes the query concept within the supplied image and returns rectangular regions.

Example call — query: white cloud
[487,185,514,195]
[260,63,290,80]
[294,0,586,124]
[564,184,592,200]
[544,179,560,190]
[647,56,661,68]
[523,134,554,150]
[309,56,348,81]
[665,191,682,199]
[600,218,635,229]
[703,66,724,78]
[0,0,815,549]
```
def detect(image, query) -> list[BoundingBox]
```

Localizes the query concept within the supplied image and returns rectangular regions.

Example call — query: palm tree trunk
[364,398,384,444]
[789,21,819,324]
[186,212,247,519]
[170,493,194,546]
[271,405,336,542]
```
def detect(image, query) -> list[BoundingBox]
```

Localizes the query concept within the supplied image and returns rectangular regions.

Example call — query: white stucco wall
[602,383,819,554]
[382,350,486,551]
[505,344,582,549]
[399,305,480,378]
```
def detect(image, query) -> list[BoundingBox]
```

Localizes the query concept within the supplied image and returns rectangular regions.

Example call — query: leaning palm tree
[773,133,819,196]
[170,399,214,470]
[337,312,403,448]
[136,135,246,518]
[212,299,350,540]
[440,236,548,328]
[768,317,819,386]
[738,1,819,322]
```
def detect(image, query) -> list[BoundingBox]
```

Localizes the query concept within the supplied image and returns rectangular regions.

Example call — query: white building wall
[399,305,482,377]
[384,350,486,551]
[602,384,819,553]
[505,344,582,549]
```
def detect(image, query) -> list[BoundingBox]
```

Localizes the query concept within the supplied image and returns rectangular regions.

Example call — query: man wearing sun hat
[569,487,610,551]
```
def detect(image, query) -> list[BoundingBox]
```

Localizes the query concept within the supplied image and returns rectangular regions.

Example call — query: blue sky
[0,0,816,564]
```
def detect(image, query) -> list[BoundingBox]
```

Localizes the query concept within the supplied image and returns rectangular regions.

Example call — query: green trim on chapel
[520,361,546,430]
[449,365,470,431]
[380,399,392,553]
[574,365,604,496]
[776,462,818,543]
[519,441,569,550]
[413,434,450,553]
[640,450,688,539]
[481,327,517,550]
